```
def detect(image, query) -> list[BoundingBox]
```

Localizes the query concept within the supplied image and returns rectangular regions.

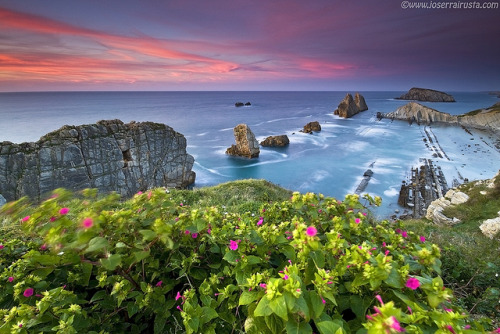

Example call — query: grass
[402,173,500,323]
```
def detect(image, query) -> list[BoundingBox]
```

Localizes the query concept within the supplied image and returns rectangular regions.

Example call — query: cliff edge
[0,119,196,202]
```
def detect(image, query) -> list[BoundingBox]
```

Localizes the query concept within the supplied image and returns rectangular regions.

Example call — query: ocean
[1,91,499,218]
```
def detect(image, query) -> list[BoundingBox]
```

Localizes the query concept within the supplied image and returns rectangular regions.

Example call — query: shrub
[0,188,495,333]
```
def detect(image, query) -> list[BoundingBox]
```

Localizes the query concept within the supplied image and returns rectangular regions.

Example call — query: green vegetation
[461,103,500,117]
[0,179,498,333]
[403,174,500,325]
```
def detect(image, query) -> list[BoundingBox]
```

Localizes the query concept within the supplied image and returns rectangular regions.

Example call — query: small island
[396,87,455,102]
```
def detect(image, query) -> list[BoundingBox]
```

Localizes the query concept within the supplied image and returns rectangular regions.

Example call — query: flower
[257,217,263,226]
[175,291,182,300]
[229,240,238,251]
[388,316,404,332]
[259,283,267,289]
[23,288,34,297]
[156,281,162,287]
[355,218,361,224]
[191,233,198,239]
[59,207,69,215]
[8,277,14,282]
[184,230,190,235]
[82,217,93,229]
[401,230,408,238]
[283,275,289,280]
[405,277,420,290]
[306,226,317,237]
[420,236,426,243]
[21,216,30,222]
[322,298,326,304]
[445,325,456,334]
[207,228,211,234]
[375,294,384,305]
[0,244,3,250]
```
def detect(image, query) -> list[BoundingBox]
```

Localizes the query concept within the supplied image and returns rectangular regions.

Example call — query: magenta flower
[23,288,34,297]
[405,277,420,290]
[40,244,47,251]
[420,236,426,243]
[0,244,4,250]
[306,226,317,237]
[50,216,56,222]
[184,230,190,235]
[401,230,408,238]
[156,281,162,287]
[82,217,93,229]
[375,294,384,305]
[257,217,263,226]
[175,291,182,300]
[207,228,211,234]
[21,216,30,222]
[445,325,456,334]
[8,277,14,282]
[191,233,198,239]
[355,218,361,224]
[389,316,404,332]
[321,298,326,304]
[283,274,289,280]
[259,283,267,289]
[229,240,238,251]
[59,207,69,215]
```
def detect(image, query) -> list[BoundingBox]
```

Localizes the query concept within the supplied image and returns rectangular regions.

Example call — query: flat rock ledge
[225,124,260,158]
[0,119,196,202]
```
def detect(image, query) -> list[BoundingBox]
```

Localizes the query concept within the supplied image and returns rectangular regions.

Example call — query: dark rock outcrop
[225,124,260,158]
[0,120,196,202]
[396,87,455,102]
[334,93,368,118]
[260,135,290,147]
[235,102,251,107]
[301,121,321,134]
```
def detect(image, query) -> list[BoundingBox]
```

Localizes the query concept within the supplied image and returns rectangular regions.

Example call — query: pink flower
[420,236,426,243]
[156,281,162,287]
[401,231,408,238]
[21,216,30,222]
[389,316,404,332]
[405,277,420,290]
[8,277,14,282]
[375,294,384,305]
[306,226,317,237]
[175,291,182,300]
[229,240,238,251]
[0,244,3,250]
[184,230,190,235]
[59,207,69,215]
[283,275,289,280]
[321,298,326,304]
[50,216,56,222]
[355,218,361,224]
[257,217,263,226]
[82,217,93,229]
[445,325,456,334]
[137,191,143,195]
[23,288,34,297]
[40,244,47,251]
[259,283,267,289]
[207,228,211,234]
[191,233,198,239]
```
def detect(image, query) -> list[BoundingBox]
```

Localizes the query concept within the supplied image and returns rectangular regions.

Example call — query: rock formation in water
[301,121,321,134]
[0,120,196,202]
[225,124,260,158]
[260,135,290,147]
[381,102,500,132]
[396,87,455,102]
[334,93,368,118]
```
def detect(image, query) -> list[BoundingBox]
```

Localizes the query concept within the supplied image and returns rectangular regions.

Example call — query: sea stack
[396,87,455,102]
[301,121,321,134]
[260,135,290,147]
[0,120,196,202]
[334,93,368,118]
[225,124,260,158]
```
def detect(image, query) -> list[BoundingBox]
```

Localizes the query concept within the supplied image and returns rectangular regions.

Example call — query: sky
[0,0,499,92]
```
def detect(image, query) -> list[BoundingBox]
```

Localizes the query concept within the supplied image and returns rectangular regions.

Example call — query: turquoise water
[1,91,498,217]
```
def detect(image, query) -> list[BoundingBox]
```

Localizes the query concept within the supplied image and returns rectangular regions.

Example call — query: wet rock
[260,135,290,147]
[301,121,321,134]
[334,93,369,118]
[225,124,260,158]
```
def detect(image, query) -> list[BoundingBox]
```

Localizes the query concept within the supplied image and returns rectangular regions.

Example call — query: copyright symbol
[401,1,410,8]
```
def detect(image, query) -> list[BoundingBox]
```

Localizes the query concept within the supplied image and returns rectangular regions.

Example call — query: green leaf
[31,254,61,265]
[239,291,258,306]
[286,319,313,334]
[306,291,325,319]
[100,254,122,270]
[81,262,93,286]
[85,237,109,253]
[32,267,54,279]
[270,296,288,321]
[154,315,167,334]
[254,297,272,317]
[200,306,218,323]
[315,320,342,334]
[310,250,325,268]
[90,290,107,303]
[133,250,150,262]
[384,267,403,288]
[246,255,261,265]
[127,302,139,317]
[139,229,157,241]
[265,314,283,333]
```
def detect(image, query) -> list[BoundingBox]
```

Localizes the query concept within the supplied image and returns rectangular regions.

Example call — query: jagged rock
[479,216,500,239]
[225,124,260,158]
[334,93,368,118]
[445,189,469,205]
[301,121,321,134]
[425,190,468,225]
[396,87,455,102]
[0,120,196,202]
[260,135,290,147]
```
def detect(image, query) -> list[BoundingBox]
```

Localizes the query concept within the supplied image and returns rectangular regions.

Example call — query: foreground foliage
[0,186,496,333]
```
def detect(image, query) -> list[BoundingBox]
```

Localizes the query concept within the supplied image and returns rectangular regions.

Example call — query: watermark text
[401,1,498,9]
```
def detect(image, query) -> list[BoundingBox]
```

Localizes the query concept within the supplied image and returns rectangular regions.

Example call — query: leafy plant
[0,188,496,333]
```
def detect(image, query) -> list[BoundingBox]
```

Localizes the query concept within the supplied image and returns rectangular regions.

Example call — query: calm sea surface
[1,91,498,217]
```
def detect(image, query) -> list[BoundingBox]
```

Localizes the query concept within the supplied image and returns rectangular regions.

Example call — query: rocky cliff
[225,124,260,158]
[0,120,196,202]
[396,87,455,102]
[381,102,500,132]
[334,93,368,118]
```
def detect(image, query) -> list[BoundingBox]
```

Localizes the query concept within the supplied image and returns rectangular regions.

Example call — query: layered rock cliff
[396,87,455,102]
[334,93,368,118]
[0,120,196,202]
[225,124,260,158]
[381,102,500,132]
